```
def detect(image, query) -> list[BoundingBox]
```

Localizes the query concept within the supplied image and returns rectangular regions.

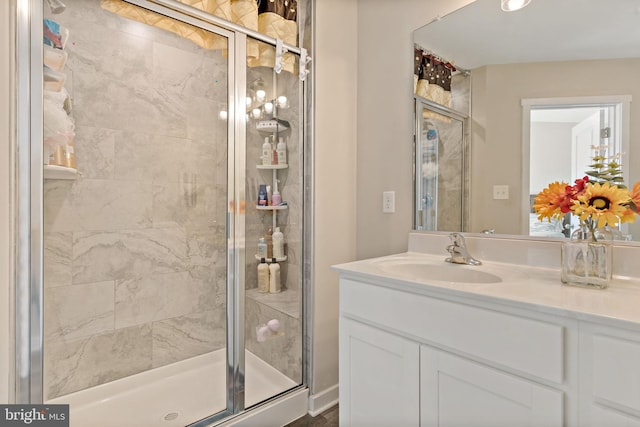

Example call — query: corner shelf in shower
[254,255,287,263]
[246,288,300,319]
[256,205,288,211]
[256,118,290,133]
[256,164,288,170]
[43,164,78,180]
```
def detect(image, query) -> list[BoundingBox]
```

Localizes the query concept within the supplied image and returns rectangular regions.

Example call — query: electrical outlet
[383,191,395,213]
[493,185,509,200]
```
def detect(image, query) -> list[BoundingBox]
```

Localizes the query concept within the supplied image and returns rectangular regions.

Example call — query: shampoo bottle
[265,228,273,259]
[262,137,272,165]
[257,258,270,293]
[257,237,268,259]
[272,227,284,258]
[272,190,282,206]
[276,137,287,165]
[257,184,268,206]
[269,258,281,293]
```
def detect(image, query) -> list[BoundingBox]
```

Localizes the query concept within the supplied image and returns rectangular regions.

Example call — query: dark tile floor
[284,404,339,427]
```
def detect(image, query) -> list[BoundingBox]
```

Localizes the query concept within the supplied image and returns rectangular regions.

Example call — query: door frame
[521,95,632,236]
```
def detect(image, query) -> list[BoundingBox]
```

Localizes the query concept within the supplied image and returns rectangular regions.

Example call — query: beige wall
[470,58,640,236]
[355,0,474,260]
[312,0,358,396]
[1,0,14,404]
[309,0,474,401]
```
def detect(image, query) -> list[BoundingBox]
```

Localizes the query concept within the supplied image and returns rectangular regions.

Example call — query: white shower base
[47,349,299,427]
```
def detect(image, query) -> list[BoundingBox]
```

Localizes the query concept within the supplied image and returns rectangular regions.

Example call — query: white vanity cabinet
[338,277,575,427]
[340,318,420,427]
[420,347,563,427]
[579,323,640,427]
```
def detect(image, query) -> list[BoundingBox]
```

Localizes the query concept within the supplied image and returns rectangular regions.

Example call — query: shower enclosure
[16,0,310,426]
[414,98,468,232]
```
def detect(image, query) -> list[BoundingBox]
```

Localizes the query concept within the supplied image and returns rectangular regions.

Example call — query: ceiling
[413,0,640,70]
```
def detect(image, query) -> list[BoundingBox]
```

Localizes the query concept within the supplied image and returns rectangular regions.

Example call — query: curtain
[100,0,298,73]
[248,0,297,73]
[414,46,456,122]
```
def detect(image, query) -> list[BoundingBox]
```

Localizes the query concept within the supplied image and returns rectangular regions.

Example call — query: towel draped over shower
[100,0,298,73]
[414,46,455,122]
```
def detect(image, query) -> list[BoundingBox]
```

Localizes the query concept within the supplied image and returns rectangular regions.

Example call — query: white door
[571,111,600,182]
[420,346,564,427]
[339,318,420,427]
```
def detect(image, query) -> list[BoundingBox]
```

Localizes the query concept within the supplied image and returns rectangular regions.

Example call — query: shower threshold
[47,349,298,427]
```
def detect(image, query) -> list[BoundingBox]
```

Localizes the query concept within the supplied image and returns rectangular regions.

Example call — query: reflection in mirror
[412,0,640,243]
[414,99,467,232]
[527,99,630,239]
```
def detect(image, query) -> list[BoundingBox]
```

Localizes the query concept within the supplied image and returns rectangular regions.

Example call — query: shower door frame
[15,0,310,424]
[413,96,469,232]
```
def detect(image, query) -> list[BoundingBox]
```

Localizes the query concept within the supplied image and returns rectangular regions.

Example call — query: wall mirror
[412,0,640,242]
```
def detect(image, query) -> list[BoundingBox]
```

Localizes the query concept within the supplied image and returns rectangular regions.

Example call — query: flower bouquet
[533,151,640,288]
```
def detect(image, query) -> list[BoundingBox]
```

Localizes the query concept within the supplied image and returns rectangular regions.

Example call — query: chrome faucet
[445,233,482,265]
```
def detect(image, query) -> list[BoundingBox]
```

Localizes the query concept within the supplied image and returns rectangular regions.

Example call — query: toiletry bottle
[265,228,273,259]
[272,146,278,165]
[257,237,268,259]
[269,258,281,293]
[258,184,268,206]
[272,190,282,206]
[266,185,272,206]
[262,137,272,165]
[277,137,287,165]
[272,227,284,258]
[257,258,270,293]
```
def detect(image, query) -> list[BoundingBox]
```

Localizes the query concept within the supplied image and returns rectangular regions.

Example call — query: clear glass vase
[561,223,612,289]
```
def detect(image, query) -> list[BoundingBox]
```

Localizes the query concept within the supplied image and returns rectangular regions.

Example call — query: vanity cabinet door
[420,346,564,427]
[579,324,640,427]
[339,318,420,427]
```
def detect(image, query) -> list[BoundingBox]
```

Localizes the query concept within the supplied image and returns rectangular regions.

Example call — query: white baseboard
[308,384,339,417]
[219,388,309,427]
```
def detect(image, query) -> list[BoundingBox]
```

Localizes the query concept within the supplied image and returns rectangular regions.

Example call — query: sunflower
[533,181,569,222]
[571,182,633,228]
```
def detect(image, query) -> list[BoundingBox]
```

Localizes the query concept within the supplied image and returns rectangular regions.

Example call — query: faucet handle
[449,232,465,246]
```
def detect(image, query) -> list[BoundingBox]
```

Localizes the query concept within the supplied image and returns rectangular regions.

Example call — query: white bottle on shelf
[272,227,284,258]
[269,259,281,293]
[257,258,270,293]
[276,137,287,165]
[262,137,272,165]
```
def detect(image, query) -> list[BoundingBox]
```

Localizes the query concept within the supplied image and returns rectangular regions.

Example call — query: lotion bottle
[257,258,270,293]
[262,137,272,165]
[269,258,281,293]
[276,137,287,165]
[272,227,284,258]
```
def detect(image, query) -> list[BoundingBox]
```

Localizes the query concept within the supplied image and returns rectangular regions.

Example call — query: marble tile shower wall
[43,0,228,399]
[244,64,302,382]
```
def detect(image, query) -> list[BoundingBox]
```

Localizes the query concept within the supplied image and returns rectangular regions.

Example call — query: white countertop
[333,251,640,330]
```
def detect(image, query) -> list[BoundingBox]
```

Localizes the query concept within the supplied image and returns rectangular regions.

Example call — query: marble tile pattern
[43,0,229,399]
[243,61,304,383]
[244,298,302,383]
[434,118,465,232]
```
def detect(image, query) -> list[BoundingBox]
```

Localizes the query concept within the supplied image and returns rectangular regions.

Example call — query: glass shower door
[41,1,233,425]
[243,39,304,408]
[414,100,467,232]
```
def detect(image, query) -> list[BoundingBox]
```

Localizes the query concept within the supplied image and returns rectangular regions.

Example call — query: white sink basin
[377,260,502,284]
